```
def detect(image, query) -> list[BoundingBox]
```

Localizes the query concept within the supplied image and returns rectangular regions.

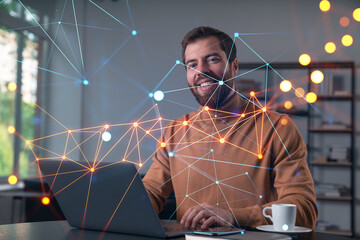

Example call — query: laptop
[38,160,243,238]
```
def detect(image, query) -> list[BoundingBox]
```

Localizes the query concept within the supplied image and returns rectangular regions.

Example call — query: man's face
[184,36,238,108]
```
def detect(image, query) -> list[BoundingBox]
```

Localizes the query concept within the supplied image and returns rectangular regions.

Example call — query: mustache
[194,72,222,85]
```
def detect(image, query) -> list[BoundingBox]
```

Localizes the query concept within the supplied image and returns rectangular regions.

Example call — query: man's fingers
[191,210,210,228]
[181,206,194,224]
[182,206,202,227]
[201,216,217,229]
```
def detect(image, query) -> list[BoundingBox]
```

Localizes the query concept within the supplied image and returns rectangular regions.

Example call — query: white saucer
[256,225,312,233]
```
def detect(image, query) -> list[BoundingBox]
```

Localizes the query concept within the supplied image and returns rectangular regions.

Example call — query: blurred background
[0,0,359,237]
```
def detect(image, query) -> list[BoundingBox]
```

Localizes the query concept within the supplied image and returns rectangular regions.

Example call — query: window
[0,1,45,181]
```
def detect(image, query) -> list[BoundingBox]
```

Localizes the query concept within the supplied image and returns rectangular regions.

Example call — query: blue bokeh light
[168,152,174,157]
[154,90,164,101]
[102,131,112,142]
[282,224,289,231]
[148,92,154,98]
[83,80,89,85]
[132,30,137,36]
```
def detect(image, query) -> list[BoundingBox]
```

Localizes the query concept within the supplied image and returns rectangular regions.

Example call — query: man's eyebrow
[205,52,221,59]
[185,58,196,65]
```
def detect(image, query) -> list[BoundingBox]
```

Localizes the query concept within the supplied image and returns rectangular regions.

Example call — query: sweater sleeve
[142,139,173,214]
[232,116,318,229]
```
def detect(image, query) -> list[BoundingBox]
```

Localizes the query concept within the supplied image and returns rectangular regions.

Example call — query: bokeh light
[306,92,317,103]
[340,17,350,27]
[295,87,305,98]
[154,90,164,101]
[8,125,16,134]
[280,80,292,92]
[42,197,50,205]
[324,42,336,54]
[161,142,166,148]
[319,0,331,12]
[258,154,263,160]
[219,138,225,143]
[101,131,112,142]
[299,54,311,66]
[284,101,293,110]
[250,91,255,97]
[281,118,288,125]
[341,35,353,47]
[311,70,324,84]
[7,82,17,91]
[353,8,360,22]
[8,175,18,185]
[282,224,289,231]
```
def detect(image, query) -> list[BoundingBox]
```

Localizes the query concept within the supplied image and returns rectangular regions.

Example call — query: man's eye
[209,57,219,63]
[188,63,197,68]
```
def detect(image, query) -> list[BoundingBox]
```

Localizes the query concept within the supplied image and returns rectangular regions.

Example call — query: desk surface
[0,221,354,240]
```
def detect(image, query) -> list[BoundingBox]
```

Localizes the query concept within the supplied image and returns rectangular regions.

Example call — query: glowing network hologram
[3,0,337,232]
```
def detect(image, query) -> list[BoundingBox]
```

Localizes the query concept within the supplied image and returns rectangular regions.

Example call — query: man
[143,26,318,230]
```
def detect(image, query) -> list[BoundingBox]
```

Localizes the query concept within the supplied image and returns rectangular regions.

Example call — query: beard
[189,71,234,108]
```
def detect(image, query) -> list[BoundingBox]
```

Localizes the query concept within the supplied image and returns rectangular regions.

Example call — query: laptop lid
[38,160,175,238]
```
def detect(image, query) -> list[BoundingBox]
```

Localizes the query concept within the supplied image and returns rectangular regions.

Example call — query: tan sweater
[143,92,318,229]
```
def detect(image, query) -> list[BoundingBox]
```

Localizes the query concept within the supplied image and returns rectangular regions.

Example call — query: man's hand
[180,203,234,229]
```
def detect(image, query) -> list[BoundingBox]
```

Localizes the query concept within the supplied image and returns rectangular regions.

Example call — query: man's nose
[196,61,209,76]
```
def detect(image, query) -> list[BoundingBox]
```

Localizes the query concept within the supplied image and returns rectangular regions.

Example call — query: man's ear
[232,58,238,76]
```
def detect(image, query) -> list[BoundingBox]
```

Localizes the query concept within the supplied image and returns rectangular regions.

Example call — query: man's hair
[181,26,237,65]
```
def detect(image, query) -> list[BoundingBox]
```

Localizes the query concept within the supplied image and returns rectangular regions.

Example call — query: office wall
[43,0,359,235]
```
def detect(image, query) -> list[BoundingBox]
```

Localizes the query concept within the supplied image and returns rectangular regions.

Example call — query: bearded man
[143,26,318,230]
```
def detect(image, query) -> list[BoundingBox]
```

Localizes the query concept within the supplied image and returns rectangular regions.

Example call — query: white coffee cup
[262,204,297,231]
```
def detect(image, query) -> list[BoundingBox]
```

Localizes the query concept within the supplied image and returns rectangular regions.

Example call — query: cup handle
[262,206,273,222]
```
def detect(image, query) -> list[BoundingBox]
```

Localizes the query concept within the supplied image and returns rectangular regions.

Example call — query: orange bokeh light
[161,142,166,148]
[42,197,50,205]
[146,130,150,134]
[324,42,336,53]
[295,87,305,98]
[258,154,263,160]
[319,0,331,12]
[7,125,16,134]
[8,175,18,185]
[7,82,17,91]
[219,138,225,144]
[340,17,350,27]
[250,91,255,97]
[341,35,353,47]
[241,113,245,117]
[104,124,109,129]
[183,121,188,126]
[204,106,209,111]
[90,168,95,172]
[311,70,324,84]
[306,92,317,103]
[284,101,293,110]
[139,163,143,167]
[299,54,311,66]
[281,118,288,125]
[133,122,138,127]
[280,80,292,92]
